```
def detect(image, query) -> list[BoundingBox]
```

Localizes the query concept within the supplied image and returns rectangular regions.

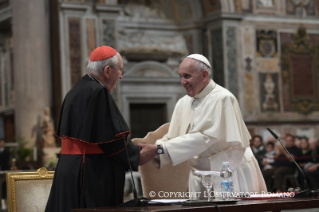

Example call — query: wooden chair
[132,123,191,199]
[6,167,54,212]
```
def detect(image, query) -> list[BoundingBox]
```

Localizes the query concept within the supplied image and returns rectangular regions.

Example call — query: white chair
[132,123,191,199]
[6,167,54,212]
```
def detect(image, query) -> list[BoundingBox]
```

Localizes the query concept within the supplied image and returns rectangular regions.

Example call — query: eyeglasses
[110,66,125,75]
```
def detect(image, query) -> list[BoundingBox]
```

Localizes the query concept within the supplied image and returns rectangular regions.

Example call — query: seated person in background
[304,138,319,189]
[298,136,311,168]
[251,135,266,169]
[262,134,302,192]
[262,142,276,170]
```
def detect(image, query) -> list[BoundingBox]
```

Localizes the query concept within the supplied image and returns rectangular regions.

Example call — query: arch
[125,61,178,78]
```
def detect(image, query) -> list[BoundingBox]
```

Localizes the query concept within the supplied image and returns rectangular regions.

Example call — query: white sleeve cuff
[162,143,169,155]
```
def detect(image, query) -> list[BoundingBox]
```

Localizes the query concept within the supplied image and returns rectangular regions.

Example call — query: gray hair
[86,54,118,74]
[193,59,212,76]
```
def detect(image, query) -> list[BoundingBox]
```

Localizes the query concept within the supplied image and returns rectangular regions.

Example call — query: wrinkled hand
[137,143,157,165]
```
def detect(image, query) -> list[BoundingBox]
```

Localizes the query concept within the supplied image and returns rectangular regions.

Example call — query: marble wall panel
[256,58,279,72]
[211,28,224,86]
[226,27,238,98]
[102,20,115,48]
[86,19,96,58]
[241,27,255,115]
[245,72,255,113]
[241,0,253,13]
[68,17,83,87]
[184,34,193,54]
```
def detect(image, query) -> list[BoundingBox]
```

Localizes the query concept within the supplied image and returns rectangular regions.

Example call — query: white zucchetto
[187,54,211,68]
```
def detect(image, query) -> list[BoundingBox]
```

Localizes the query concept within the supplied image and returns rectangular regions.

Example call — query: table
[72,197,319,212]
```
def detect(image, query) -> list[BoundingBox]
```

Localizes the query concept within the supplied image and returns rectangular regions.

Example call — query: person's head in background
[300,136,309,154]
[309,138,318,151]
[266,141,275,153]
[284,134,295,148]
[0,140,5,148]
[252,135,264,148]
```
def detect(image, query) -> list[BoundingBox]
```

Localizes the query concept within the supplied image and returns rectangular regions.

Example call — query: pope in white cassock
[138,54,267,198]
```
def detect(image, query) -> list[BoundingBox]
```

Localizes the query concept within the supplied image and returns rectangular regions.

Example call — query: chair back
[6,167,54,212]
[132,123,191,199]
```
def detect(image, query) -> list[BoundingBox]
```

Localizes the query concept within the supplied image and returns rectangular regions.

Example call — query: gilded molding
[6,167,54,212]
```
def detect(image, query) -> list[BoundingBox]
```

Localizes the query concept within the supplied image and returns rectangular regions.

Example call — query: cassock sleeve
[99,139,140,171]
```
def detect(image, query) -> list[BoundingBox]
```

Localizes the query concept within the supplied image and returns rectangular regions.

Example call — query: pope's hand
[137,143,157,165]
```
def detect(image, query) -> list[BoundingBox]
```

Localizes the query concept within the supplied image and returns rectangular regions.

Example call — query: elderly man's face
[107,53,123,92]
[178,58,207,97]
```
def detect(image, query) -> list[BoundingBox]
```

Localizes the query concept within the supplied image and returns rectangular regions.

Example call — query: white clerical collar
[194,80,216,99]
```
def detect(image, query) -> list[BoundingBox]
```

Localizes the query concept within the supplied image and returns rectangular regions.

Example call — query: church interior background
[0,0,318,169]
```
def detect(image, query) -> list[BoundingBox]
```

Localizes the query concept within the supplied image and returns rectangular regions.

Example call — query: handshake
[136,143,160,165]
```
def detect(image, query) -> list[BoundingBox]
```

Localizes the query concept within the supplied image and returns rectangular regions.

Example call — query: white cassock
[152,80,267,198]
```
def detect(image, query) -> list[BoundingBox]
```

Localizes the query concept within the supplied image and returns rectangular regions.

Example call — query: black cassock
[45,75,140,212]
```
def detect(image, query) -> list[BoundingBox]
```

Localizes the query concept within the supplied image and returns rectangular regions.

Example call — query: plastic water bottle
[227,163,234,199]
[220,162,233,200]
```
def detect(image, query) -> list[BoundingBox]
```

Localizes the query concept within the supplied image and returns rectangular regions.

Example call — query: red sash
[61,137,104,155]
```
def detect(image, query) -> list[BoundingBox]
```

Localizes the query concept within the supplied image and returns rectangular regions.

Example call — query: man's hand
[306,164,319,172]
[137,143,158,165]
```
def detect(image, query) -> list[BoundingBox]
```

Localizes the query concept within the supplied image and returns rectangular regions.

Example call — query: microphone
[117,119,149,207]
[266,128,316,197]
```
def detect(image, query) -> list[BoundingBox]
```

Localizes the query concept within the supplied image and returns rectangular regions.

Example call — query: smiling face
[178,58,209,97]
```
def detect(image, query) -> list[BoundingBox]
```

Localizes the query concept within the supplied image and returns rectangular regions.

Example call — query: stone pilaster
[12,0,51,147]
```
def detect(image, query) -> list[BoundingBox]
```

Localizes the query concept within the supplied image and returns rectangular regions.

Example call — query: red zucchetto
[89,46,117,61]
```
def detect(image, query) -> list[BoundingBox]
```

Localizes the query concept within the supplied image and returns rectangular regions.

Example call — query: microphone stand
[267,128,319,198]
[117,119,149,207]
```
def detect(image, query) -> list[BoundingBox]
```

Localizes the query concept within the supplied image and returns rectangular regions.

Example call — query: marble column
[12,0,51,147]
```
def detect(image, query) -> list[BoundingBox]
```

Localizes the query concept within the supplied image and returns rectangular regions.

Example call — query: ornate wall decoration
[86,19,96,58]
[201,0,221,16]
[256,30,278,58]
[241,0,253,13]
[178,1,192,21]
[234,0,242,12]
[102,20,115,48]
[281,26,319,114]
[226,27,238,98]
[117,29,187,61]
[245,57,252,72]
[259,73,279,112]
[211,28,224,86]
[286,0,315,16]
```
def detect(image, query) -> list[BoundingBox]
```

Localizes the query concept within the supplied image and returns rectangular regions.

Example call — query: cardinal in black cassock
[45,46,140,212]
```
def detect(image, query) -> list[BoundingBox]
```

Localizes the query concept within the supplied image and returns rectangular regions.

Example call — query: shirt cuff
[162,143,169,155]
